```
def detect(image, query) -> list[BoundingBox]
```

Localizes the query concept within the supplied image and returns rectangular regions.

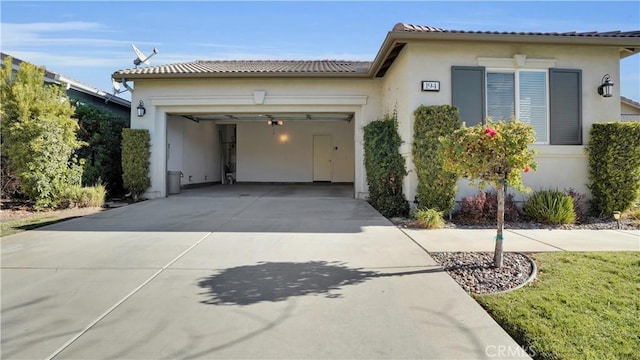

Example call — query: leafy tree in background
[74,102,128,197]
[0,57,84,209]
[441,118,537,267]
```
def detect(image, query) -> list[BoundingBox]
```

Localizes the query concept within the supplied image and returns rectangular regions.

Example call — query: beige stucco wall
[166,116,220,186]
[130,78,381,198]
[385,41,622,201]
[236,120,354,183]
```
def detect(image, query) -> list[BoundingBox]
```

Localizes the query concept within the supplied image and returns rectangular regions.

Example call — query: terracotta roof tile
[115,60,372,77]
[393,23,640,38]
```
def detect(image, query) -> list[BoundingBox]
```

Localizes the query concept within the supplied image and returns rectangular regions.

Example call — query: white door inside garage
[313,135,332,182]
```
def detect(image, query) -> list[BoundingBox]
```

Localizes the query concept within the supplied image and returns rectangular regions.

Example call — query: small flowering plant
[440,117,537,267]
[440,117,537,192]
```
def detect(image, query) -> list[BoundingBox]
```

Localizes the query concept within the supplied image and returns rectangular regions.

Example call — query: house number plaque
[421,81,440,92]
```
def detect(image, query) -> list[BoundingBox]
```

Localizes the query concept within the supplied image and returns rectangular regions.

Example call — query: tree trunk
[494,181,505,268]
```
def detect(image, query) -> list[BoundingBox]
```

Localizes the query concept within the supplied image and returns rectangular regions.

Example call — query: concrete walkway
[403,228,639,253]
[1,185,532,360]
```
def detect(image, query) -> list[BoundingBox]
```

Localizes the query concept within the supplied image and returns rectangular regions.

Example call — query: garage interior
[166,112,355,191]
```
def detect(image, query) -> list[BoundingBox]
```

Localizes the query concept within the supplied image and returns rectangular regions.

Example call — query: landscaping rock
[390,216,639,230]
[430,252,535,294]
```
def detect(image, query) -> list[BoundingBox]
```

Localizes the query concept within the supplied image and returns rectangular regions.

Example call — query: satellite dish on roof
[112,78,121,92]
[106,44,159,103]
[132,44,159,67]
[106,75,136,103]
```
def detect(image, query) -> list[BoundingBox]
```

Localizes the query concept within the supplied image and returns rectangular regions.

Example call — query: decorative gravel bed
[430,252,535,294]
[390,216,639,230]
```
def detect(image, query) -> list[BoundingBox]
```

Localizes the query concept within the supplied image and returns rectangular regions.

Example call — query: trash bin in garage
[168,171,182,195]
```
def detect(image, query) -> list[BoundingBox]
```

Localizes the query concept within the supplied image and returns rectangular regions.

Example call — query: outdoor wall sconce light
[137,100,146,117]
[597,74,614,98]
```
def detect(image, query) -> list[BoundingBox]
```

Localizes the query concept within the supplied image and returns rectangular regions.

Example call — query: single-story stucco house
[112,23,640,202]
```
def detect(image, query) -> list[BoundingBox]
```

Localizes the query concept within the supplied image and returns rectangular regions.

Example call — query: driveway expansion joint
[44,231,213,360]
[505,229,567,251]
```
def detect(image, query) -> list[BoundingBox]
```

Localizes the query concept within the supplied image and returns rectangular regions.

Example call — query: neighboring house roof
[621,96,640,121]
[621,96,640,110]
[2,53,131,108]
[112,22,640,81]
[115,60,371,78]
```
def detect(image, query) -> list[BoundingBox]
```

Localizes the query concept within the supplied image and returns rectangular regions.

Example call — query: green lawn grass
[1,215,68,237]
[476,252,640,360]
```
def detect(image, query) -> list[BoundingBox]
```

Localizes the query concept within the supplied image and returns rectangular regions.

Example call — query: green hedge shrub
[121,129,151,200]
[363,112,409,217]
[412,105,461,214]
[74,102,129,197]
[524,189,576,224]
[413,208,444,229]
[586,122,640,216]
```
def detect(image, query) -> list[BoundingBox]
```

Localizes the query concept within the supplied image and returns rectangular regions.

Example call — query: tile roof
[393,23,640,38]
[113,23,639,80]
[114,60,372,76]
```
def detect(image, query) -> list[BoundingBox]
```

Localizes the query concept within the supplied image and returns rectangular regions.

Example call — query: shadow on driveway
[197,261,442,306]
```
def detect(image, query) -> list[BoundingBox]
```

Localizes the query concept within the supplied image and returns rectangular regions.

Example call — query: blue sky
[2,1,639,100]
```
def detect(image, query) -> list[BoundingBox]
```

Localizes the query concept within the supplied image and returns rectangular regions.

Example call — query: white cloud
[4,50,134,69]
[5,21,104,32]
[0,21,157,48]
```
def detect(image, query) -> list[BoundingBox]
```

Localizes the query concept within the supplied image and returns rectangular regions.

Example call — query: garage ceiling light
[267,119,284,126]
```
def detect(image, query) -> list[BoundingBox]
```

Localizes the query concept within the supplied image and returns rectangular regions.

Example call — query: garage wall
[237,120,354,183]
[167,116,221,186]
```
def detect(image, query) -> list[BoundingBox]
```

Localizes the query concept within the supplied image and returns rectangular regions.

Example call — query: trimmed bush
[363,112,409,217]
[524,190,576,225]
[412,105,461,214]
[413,208,444,229]
[455,191,521,223]
[121,129,151,200]
[586,122,640,216]
[61,184,106,208]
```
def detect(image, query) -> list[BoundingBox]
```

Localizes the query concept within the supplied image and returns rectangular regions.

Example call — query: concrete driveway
[1,185,528,359]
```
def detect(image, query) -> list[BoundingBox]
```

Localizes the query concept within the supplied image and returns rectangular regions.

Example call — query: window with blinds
[486,70,548,143]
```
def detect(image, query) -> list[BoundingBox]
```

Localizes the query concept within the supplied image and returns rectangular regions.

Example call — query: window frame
[485,67,550,145]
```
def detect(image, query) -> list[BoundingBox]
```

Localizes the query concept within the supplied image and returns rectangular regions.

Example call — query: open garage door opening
[166,112,355,195]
